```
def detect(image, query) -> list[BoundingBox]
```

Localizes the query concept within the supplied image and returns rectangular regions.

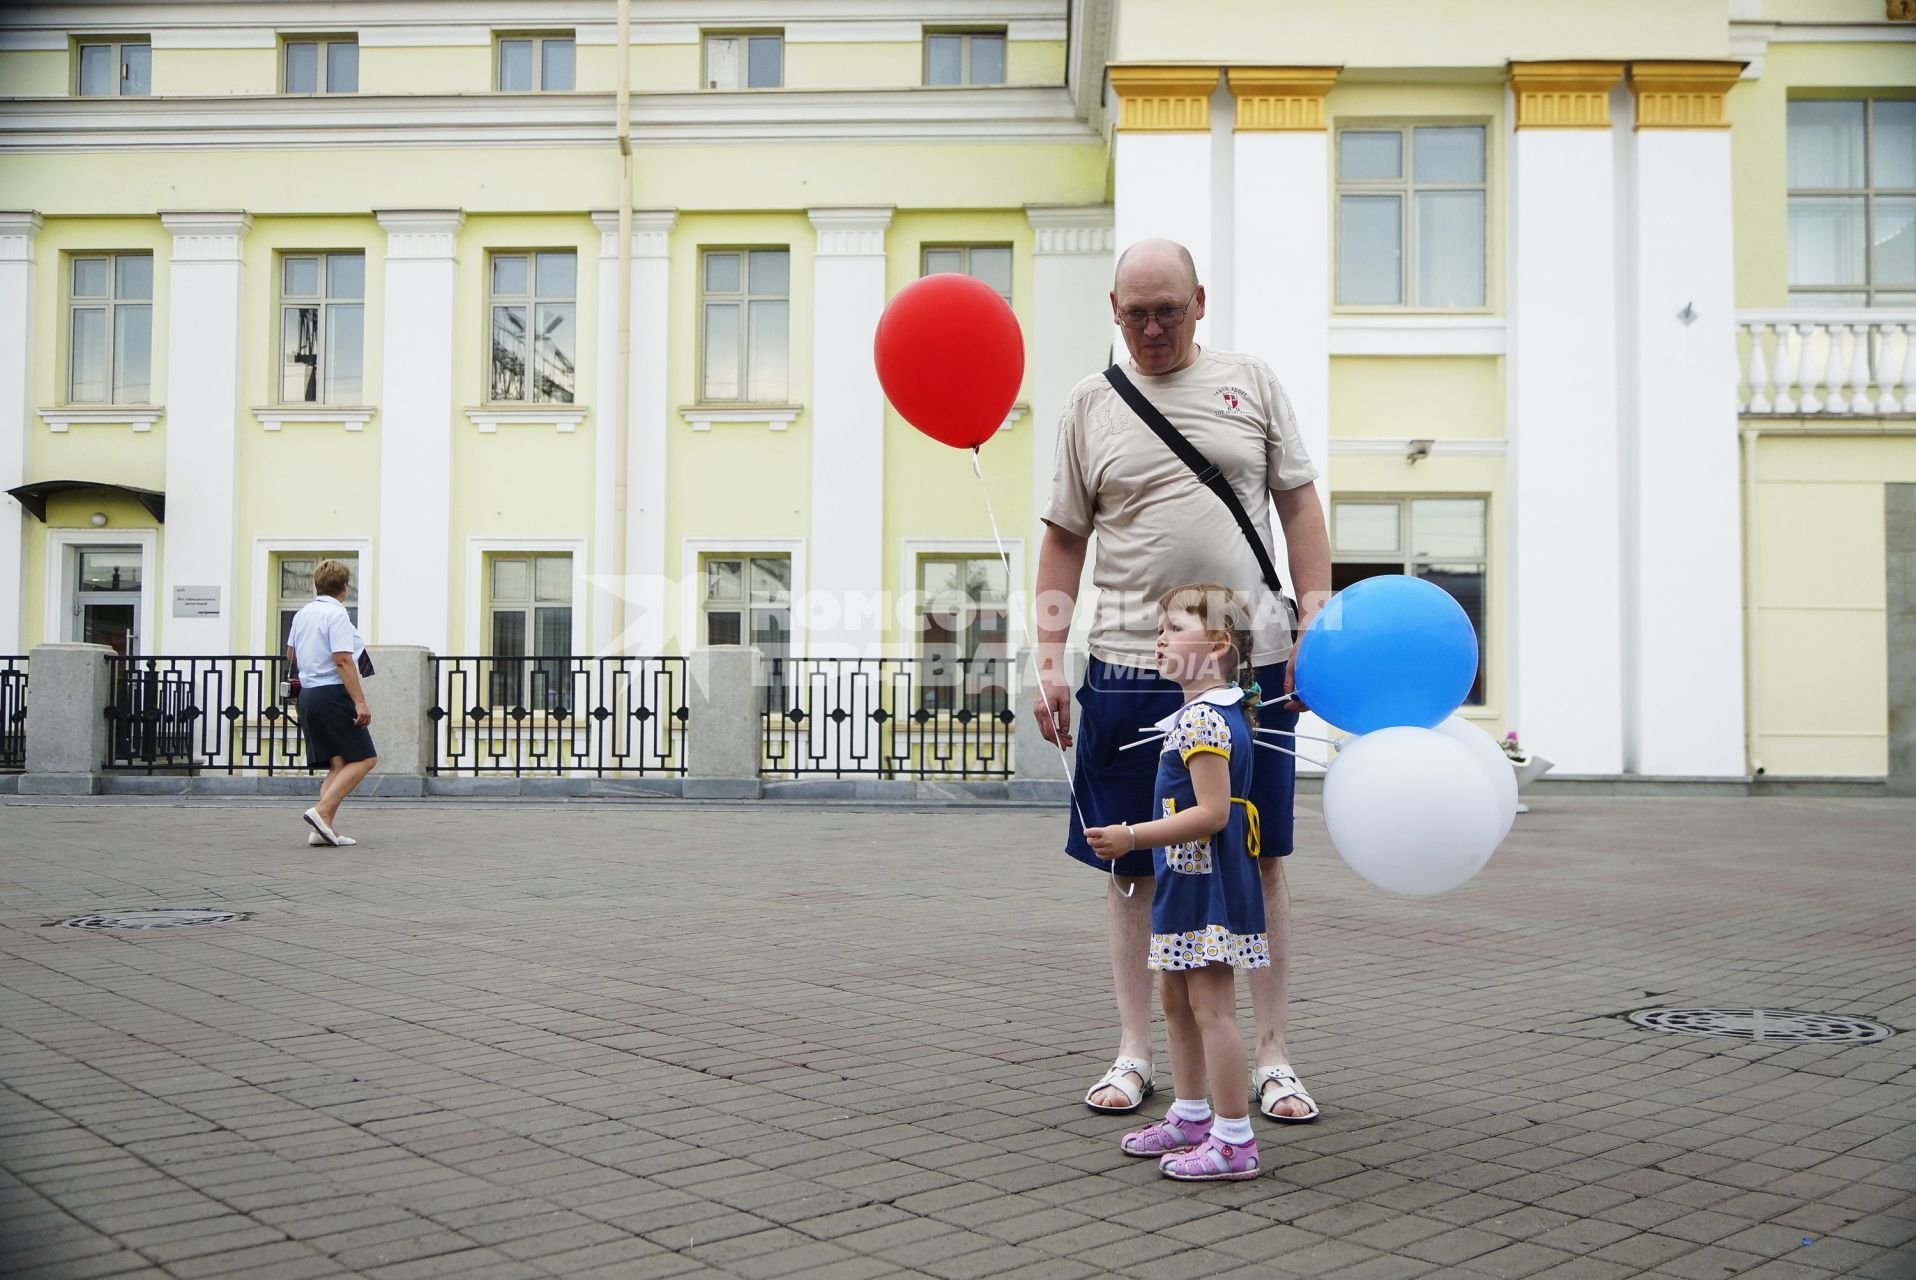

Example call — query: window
[1787,100,1916,307]
[1336,124,1487,308]
[497,34,574,92]
[924,30,1005,86]
[67,254,152,404]
[279,253,365,404]
[275,554,359,649]
[700,554,791,661]
[488,251,576,403]
[704,32,782,89]
[700,249,789,402]
[923,245,1011,302]
[486,554,573,709]
[76,39,149,96]
[283,38,358,94]
[917,555,1009,711]
[1331,497,1486,705]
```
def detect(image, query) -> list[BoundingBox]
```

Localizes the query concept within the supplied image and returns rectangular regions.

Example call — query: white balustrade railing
[1737,311,1916,417]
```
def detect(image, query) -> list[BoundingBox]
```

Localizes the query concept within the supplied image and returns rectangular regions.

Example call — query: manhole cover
[50,908,253,931]
[1627,1007,1893,1044]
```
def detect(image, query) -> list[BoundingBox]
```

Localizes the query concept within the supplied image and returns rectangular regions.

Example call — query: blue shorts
[1065,657,1298,879]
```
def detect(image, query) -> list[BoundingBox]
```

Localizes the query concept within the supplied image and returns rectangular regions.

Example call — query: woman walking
[285,558,376,846]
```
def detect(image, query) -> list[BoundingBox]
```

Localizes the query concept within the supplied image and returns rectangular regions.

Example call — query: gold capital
[1226,67,1341,132]
[1508,61,1625,129]
[1108,66,1220,133]
[1628,61,1746,129]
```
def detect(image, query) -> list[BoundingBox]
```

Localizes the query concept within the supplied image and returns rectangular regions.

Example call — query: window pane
[534,555,572,603]
[113,304,150,402]
[704,252,740,293]
[750,608,789,653]
[1876,101,1916,189]
[326,41,358,93]
[72,258,108,297]
[1414,126,1485,183]
[284,256,319,297]
[492,557,529,602]
[705,559,742,602]
[1415,190,1485,307]
[533,606,571,655]
[750,556,789,599]
[926,35,961,85]
[970,246,1012,297]
[114,255,151,301]
[1340,130,1402,180]
[78,45,113,96]
[282,306,318,401]
[1790,290,1867,307]
[1338,194,1403,304]
[747,299,789,402]
[1787,101,1864,190]
[491,254,527,296]
[747,36,781,88]
[327,253,363,300]
[1787,197,1866,287]
[921,557,959,597]
[535,251,576,299]
[1874,197,1916,286]
[969,34,1005,85]
[280,558,315,597]
[79,549,140,591]
[1411,498,1486,559]
[532,302,575,402]
[968,558,1007,603]
[541,38,574,91]
[69,308,107,402]
[490,610,526,657]
[748,249,789,294]
[707,610,742,645]
[490,305,527,401]
[121,44,149,95]
[705,37,739,89]
[1334,502,1400,555]
[1414,564,1485,704]
[324,304,363,402]
[285,42,318,92]
[924,248,963,275]
[1877,291,1916,306]
[702,302,740,399]
[499,39,533,91]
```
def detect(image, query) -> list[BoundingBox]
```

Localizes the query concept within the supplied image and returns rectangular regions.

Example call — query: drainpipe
[612,0,633,642]
[1740,425,1761,778]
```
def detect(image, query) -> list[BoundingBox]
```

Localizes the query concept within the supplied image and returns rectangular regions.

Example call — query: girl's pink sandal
[1160,1134,1260,1181]
[1119,1112,1211,1157]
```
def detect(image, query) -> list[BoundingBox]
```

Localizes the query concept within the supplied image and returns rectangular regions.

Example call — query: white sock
[1212,1114,1254,1145]
[1170,1098,1212,1124]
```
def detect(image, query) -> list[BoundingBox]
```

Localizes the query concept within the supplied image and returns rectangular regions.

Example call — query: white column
[1623,65,1746,776]
[1110,68,1219,346]
[590,212,623,656]
[374,210,462,653]
[0,213,40,652]
[159,212,250,655]
[1508,66,1625,775]
[806,207,892,659]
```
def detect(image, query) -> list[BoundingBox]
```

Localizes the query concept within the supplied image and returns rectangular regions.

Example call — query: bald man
[1035,238,1332,1122]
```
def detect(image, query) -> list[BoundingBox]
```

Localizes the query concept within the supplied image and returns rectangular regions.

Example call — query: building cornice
[1107,65,1218,133]
[1226,67,1340,132]
[1507,61,1624,130]
[1628,61,1745,130]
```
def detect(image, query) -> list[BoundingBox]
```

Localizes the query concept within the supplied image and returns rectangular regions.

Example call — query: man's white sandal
[1254,1063,1320,1123]
[307,832,357,847]
[1084,1056,1154,1113]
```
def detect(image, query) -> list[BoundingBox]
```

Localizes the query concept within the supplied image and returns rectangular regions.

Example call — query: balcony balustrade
[1738,311,1916,418]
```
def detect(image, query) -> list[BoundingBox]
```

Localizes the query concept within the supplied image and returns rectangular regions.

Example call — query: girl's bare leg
[1185,963,1249,1119]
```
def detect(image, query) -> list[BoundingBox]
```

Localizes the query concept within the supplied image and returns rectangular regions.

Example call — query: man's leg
[1247,856,1311,1117]
[1089,873,1155,1109]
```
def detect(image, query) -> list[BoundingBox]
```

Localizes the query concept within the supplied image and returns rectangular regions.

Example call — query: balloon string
[1252,727,1341,745]
[1255,740,1331,770]
[970,447,1129,898]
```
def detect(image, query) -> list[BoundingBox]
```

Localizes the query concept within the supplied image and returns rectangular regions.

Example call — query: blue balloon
[1294,576,1478,733]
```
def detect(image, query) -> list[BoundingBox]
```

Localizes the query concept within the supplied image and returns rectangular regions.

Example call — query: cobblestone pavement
[1,793,1913,1280]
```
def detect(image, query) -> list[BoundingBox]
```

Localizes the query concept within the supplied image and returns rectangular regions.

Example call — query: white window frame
[698,247,791,405]
[281,36,358,94]
[43,526,159,650]
[65,252,154,406]
[74,37,149,96]
[494,31,575,92]
[250,538,374,655]
[680,538,806,660]
[1330,495,1489,707]
[485,249,578,405]
[276,251,366,406]
[921,244,1013,303]
[900,538,1024,654]
[1787,98,1916,308]
[463,539,587,656]
[702,30,783,90]
[1334,120,1492,313]
[923,28,1006,87]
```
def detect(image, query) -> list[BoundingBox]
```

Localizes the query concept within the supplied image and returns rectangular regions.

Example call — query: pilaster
[0,212,41,652]
[1110,66,1218,340]
[1508,61,1624,129]
[1628,61,1744,130]
[158,211,250,655]
[630,210,675,654]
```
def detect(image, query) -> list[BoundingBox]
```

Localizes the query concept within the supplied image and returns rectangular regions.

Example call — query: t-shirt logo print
[1213,386,1248,415]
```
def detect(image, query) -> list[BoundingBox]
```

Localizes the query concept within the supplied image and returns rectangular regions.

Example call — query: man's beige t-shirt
[1043,347,1319,669]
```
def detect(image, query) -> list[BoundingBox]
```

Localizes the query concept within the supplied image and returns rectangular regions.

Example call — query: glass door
[74,546,142,655]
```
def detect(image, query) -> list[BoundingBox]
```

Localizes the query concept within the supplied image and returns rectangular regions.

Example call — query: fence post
[21,643,114,794]
[684,646,763,798]
[1889,483,1915,798]
[362,645,433,796]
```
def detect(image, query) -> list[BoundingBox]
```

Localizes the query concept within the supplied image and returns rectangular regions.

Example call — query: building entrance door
[72,546,142,655]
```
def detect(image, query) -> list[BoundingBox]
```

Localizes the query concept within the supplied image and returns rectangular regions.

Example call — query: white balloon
[1321,727,1502,896]
[1431,716,1520,842]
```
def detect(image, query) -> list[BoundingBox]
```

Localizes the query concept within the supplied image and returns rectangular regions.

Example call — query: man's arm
[1032,522,1089,746]
[1273,482,1332,701]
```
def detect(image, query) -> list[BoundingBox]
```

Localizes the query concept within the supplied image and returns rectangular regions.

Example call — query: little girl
[1085,583,1267,1181]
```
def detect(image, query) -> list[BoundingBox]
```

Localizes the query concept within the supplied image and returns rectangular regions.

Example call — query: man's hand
[354,702,372,728]
[1283,611,1313,714]
[1083,825,1132,860]
[1033,677,1073,748]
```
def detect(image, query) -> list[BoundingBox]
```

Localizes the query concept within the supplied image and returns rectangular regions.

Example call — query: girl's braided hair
[1157,582,1261,714]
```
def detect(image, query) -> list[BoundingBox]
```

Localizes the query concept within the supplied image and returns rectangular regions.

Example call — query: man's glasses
[1114,293,1198,330]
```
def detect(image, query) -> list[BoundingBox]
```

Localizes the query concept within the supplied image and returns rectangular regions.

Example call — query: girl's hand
[1084,825,1134,860]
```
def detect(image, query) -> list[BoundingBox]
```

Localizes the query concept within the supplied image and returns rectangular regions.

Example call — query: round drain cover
[1627,1007,1892,1044]
[52,908,253,931]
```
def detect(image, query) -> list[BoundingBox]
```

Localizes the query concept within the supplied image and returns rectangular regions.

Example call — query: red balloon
[874,273,1024,450]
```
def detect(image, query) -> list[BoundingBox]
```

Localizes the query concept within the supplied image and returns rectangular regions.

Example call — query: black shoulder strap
[1103,363,1289,600]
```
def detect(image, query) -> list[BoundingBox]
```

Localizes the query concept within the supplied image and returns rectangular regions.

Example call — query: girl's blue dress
[1148,687,1270,972]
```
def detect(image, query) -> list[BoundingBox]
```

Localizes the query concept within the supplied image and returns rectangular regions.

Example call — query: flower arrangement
[1501,730,1524,762]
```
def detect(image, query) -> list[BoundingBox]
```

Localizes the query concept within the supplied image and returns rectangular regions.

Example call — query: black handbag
[356,650,375,678]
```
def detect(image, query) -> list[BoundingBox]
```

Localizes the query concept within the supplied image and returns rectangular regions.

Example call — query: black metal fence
[0,656,26,773]
[761,656,1015,779]
[103,656,314,774]
[429,655,688,776]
